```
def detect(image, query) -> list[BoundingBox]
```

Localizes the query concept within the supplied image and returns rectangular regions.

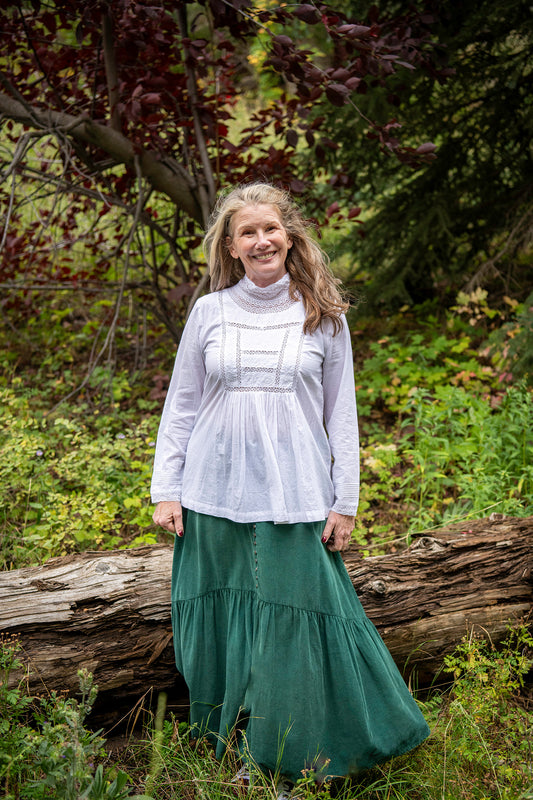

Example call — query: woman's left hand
[321,511,355,552]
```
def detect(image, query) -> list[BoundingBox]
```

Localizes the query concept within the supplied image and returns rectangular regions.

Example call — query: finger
[338,529,352,551]
[153,508,179,534]
[326,526,350,552]
[173,512,184,537]
[321,519,335,544]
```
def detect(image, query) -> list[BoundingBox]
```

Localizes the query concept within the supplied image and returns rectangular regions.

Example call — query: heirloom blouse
[151,272,360,524]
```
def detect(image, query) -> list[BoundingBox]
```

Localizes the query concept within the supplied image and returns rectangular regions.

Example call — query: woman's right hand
[152,501,184,536]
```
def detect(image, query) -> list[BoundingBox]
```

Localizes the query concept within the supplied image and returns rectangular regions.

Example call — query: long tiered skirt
[171,510,430,781]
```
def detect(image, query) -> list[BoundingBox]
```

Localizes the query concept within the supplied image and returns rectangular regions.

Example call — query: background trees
[333,0,533,308]
[0,0,443,348]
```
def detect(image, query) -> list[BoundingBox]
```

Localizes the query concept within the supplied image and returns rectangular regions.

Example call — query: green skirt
[171,510,430,781]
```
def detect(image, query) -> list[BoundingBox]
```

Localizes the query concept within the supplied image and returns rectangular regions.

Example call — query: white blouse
[151,272,360,524]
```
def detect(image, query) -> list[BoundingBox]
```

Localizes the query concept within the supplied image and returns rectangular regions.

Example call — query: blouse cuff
[331,499,358,517]
[151,487,182,504]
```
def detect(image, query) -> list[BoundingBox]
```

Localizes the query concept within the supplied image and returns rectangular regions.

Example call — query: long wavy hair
[203,183,349,334]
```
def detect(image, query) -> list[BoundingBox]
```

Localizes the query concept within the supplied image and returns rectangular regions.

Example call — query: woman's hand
[153,501,184,536]
[321,511,355,552]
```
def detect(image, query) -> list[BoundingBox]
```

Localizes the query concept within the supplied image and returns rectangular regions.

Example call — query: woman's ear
[226,235,237,259]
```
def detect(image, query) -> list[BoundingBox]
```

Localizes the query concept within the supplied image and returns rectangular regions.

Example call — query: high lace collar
[229,271,295,313]
[241,271,290,300]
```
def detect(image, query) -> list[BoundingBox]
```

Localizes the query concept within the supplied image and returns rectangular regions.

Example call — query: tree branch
[47,158,147,413]
[177,5,217,223]
[102,12,121,132]
[0,91,204,224]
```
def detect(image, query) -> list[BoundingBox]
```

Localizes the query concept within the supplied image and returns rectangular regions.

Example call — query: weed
[0,637,143,799]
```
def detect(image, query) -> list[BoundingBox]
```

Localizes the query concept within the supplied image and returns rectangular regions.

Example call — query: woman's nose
[255,229,268,246]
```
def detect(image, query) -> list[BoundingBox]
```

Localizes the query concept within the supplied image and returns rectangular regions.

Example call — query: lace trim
[218,292,304,394]
[228,273,296,314]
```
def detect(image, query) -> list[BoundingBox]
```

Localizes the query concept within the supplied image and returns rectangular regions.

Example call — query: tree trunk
[1,515,531,727]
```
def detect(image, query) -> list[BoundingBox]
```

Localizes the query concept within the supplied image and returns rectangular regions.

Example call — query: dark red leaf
[416,142,436,154]
[326,202,340,218]
[289,179,307,193]
[167,284,194,303]
[292,4,320,24]
[286,129,298,148]
[336,24,371,36]
[330,68,351,82]
[345,77,361,90]
[325,83,350,106]
[41,12,57,34]
[272,34,293,47]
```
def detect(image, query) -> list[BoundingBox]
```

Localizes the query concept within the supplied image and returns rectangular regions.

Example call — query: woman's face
[227,204,293,288]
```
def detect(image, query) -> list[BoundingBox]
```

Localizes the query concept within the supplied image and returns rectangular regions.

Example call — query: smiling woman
[227,204,293,287]
[150,182,430,793]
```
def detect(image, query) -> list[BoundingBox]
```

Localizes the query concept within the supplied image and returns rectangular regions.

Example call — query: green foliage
[0,380,162,569]
[399,382,532,532]
[352,300,532,551]
[0,638,138,800]
[433,626,533,799]
[355,326,499,420]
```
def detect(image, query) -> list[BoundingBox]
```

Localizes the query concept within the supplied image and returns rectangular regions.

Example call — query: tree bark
[1,516,531,726]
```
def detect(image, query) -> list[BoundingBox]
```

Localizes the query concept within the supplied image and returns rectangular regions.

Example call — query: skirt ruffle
[171,511,430,781]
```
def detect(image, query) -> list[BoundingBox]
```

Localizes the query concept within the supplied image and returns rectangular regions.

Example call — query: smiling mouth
[254,251,276,260]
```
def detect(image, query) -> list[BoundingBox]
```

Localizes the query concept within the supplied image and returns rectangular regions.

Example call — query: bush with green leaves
[398,382,533,533]
[352,300,532,551]
[433,625,533,799]
[0,380,163,569]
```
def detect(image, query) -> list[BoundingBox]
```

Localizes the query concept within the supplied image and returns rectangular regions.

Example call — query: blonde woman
[151,183,429,792]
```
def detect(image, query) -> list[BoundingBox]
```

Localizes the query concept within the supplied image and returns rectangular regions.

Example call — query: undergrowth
[1,288,531,567]
[1,625,532,799]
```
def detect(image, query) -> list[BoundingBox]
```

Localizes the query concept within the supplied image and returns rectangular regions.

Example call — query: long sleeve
[150,304,206,503]
[322,316,360,516]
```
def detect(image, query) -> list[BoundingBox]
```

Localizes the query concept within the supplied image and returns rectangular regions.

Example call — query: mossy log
[1,515,531,726]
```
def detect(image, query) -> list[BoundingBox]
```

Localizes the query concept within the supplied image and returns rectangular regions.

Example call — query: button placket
[252,523,259,589]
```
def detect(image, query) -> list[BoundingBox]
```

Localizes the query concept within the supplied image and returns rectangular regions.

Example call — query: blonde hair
[203,183,349,334]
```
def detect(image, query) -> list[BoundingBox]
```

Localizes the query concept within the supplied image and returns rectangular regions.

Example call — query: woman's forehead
[231,203,283,230]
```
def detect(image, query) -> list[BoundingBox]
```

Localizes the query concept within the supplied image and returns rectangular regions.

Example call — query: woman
[151,183,430,788]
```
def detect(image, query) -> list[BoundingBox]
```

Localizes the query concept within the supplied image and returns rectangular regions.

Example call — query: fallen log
[346,514,532,683]
[1,515,531,727]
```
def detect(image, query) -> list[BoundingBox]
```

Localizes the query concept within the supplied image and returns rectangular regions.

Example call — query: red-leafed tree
[0,0,444,351]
